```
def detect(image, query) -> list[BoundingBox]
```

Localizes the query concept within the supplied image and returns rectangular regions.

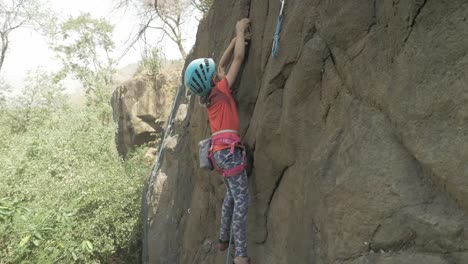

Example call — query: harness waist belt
[211,132,241,153]
[212,129,239,136]
[209,131,246,178]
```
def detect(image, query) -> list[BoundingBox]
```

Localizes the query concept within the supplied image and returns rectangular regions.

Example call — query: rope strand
[272,0,285,57]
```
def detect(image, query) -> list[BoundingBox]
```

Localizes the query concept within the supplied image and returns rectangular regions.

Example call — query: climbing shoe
[217,239,229,251]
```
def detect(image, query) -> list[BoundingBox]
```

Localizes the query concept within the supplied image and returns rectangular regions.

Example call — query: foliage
[0,93,148,263]
[4,69,67,133]
[0,78,10,109]
[53,13,116,125]
[53,13,115,99]
[0,6,158,264]
[137,47,161,77]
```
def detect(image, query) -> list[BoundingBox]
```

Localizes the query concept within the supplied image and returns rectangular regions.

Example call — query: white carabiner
[279,0,285,16]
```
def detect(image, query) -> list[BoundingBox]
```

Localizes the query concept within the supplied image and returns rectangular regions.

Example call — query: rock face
[111,77,162,157]
[111,65,180,157]
[145,0,468,263]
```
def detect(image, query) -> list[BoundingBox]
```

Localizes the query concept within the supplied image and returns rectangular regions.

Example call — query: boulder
[111,70,177,157]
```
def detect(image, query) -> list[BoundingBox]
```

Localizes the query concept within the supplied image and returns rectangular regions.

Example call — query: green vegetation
[0,73,148,263]
[53,13,115,97]
[137,47,161,78]
[0,12,150,263]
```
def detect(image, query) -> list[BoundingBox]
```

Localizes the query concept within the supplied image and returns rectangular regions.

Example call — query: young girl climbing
[184,18,251,264]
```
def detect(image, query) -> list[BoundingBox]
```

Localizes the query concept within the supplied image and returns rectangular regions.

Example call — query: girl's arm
[226,18,250,87]
[217,38,236,79]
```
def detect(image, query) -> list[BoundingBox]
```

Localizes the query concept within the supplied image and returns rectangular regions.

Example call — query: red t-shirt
[207,78,240,151]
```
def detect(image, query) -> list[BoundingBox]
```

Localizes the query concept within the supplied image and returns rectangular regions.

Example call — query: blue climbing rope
[142,82,184,263]
[272,0,285,57]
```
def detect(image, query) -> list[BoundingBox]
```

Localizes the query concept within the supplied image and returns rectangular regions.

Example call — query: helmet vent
[204,59,210,72]
[194,69,203,83]
[199,64,207,81]
[190,84,201,94]
[191,77,203,93]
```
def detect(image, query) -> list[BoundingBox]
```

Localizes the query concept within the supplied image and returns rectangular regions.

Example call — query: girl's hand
[244,31,251,46]
[236,18,250,34]
[244,31,251,40]
[232,32,251,46]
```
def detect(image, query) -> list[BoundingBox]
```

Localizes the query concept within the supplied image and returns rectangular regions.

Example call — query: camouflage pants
[213,147,250,257]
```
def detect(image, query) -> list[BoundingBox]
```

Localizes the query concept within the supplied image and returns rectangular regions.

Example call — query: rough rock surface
[145,0,468,263]
[111,67,179,157]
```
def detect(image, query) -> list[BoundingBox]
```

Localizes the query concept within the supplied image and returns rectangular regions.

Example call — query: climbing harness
[208,130,247,177]
[210,130,246,262]
[271,0,285,57]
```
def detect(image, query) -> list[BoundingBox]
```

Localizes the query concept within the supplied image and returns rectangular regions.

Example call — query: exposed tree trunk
[117,0,190,60]
[175,37,186,59]
[0,33,9,73]
[153,2,188,59]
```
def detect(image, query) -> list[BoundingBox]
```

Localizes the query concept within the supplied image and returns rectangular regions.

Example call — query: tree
[115,0,192,60]
[191,0,213,15]
[0,0,52,73]
[53,14,115,98]
[148,0,191,59]
[0,78,11,121]
[53,14,116,125]
[138,47,161,77]
[0,78,10,108]
[7,68,66,133]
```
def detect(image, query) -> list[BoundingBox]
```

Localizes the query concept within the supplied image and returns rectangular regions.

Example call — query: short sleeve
[216,77,231,95]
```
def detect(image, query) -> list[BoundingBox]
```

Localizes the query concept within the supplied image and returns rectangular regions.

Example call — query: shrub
[0,105,148,263]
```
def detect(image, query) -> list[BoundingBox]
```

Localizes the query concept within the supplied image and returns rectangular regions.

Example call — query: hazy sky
[1,0,199,88]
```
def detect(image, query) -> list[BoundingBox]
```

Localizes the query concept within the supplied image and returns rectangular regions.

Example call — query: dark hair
[200,75,219,107]
[200,94,211,107]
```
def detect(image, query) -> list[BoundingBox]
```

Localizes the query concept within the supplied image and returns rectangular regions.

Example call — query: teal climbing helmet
[184,58,216,96]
